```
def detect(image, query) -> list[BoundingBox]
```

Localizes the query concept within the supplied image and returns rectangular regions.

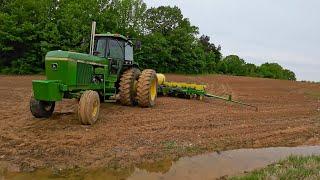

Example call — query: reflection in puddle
[2,146,320,180]
[130,146,320,180]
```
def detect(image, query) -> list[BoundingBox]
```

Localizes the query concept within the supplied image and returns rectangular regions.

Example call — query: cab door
[107,38,125,75]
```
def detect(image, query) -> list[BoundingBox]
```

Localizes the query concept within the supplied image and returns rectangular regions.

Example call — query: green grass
[231,156,320,180]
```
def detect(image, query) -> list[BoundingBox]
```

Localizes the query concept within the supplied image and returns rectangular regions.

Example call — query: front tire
[137,69,158,107]
[30,95,55,118]
[78,90,100,125]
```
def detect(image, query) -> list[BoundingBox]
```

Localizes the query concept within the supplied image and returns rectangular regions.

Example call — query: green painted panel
[32,80,63,101]
[68,59,77,85]
[77,63,93,86]
[95,67,105,74]
[45,60,75,85]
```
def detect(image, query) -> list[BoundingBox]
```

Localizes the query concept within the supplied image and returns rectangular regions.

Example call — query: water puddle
[2,146,320,180]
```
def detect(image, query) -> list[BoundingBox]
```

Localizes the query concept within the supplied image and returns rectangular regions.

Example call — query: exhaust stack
[89,21,96,55]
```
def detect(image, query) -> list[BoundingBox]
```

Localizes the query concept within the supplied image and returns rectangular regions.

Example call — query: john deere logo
[51,63,58,70]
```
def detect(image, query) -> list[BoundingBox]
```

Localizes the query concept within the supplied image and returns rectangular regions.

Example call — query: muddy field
[0,75,320,172]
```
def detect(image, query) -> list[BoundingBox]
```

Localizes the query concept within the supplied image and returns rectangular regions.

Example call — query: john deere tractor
[30,22,158,125]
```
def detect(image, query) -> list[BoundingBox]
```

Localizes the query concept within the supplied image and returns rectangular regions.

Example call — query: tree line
[0,0,296,80]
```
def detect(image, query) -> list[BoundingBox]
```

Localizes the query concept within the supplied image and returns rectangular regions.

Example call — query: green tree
[136,6,203,73]
[245,63,258,77]
[258,63,283,79]
[257,62,295,80]
[282,69,296,80]
[0,0,53,73]
[108,0,147,36]
[220,55,247,76]
[199,35,222,73]
[0,0,297,81]
[135,32,172,72]
[55,0,109,52]
[144,6,185,35]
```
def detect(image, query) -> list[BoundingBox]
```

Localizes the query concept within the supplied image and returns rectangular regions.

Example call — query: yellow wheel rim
[92,100,98,117]
[150,78,157,101]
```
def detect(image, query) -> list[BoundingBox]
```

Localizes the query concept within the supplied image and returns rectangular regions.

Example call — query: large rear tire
[119,68,141,106]
[30,95,55,118]
[78,90,100,125]
[137,69,158,107]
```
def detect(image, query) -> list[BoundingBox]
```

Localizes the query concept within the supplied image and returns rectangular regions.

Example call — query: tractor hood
[46,50,107,64]
[43,50,109,89]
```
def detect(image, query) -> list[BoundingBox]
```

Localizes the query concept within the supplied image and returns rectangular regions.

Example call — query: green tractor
[30,22,158,125]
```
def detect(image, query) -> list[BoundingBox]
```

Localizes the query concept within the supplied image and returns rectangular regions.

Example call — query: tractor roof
[95,32,129,41]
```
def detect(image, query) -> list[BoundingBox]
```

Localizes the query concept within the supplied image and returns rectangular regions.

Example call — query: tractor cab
[93,33,135,74]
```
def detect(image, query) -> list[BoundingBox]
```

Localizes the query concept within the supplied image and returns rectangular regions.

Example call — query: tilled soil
[0,74,319,172]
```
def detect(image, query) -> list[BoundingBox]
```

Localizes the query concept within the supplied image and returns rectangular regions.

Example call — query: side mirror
[135,40,141,50]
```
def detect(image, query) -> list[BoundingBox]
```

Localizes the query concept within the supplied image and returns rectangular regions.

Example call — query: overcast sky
[144,0,320,81]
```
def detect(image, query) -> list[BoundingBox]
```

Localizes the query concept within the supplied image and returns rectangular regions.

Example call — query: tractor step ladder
[103,69,117,103]
[103,83,117,103]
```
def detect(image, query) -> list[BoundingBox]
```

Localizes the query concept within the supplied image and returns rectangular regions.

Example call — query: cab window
[125,43,133,61]
[108,39,124,60]
[94,38,107,57]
